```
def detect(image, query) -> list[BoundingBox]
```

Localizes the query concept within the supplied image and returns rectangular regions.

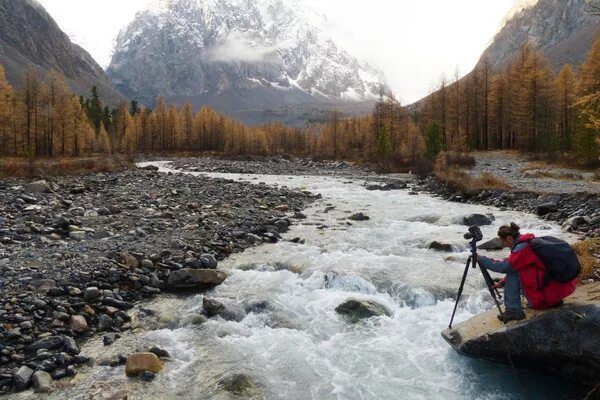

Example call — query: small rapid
[43,163,582,400]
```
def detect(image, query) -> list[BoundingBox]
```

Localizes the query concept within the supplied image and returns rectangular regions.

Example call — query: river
[33,163,582,400]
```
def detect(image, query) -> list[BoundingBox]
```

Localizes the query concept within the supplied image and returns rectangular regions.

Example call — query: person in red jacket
[477,223,577,323]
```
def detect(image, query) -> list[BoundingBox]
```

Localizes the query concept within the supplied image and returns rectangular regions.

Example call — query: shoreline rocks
[0,160,318,394]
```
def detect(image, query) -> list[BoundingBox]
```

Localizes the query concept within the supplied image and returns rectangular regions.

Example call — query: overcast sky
[38,0,516,103]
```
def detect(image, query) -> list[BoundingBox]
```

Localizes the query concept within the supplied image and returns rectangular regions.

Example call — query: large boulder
[429,241,454,252]
[441,283,600,386]
[167,269,228,290]
[462,214,494,226]
[335,298,391,323]
[478,237,503,251]
[26,336,64,353]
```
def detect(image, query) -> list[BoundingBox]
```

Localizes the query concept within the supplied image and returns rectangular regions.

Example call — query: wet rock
[536,202,558,216]
[32,371,53,393]
[125,353,162,376]
[27,336,64,353]
[166,268,228,290]
[63,336,79,355]
[274,204,289,212]
[335,298,391,323]
[97,314,115,332]
[429,241,453,252]
[462,214,494,226]
[13,366,34,390]
[562,216,586,231]
[103,333,119,346]
[348,213,370,221]
[148,346,170,359]
[141,371,156,382]
[246,233,262,244]
[219,373,258,396]
[200,254,218,269]
[478,237,504,251]
[274,219,290,233]
[203,298,226,317]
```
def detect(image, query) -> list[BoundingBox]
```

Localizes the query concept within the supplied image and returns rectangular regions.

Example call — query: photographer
[477,223,578,323]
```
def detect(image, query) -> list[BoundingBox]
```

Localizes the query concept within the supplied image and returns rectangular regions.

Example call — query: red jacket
[509,233,578,309]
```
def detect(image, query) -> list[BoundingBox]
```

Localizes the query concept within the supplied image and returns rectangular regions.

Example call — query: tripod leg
[448,256,471,329]
[478,266,504,314]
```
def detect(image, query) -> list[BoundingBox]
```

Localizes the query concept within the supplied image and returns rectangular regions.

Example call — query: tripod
[448,238,504,329]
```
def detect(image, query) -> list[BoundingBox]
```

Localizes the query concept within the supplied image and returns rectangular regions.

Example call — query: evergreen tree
[425,121,443,160]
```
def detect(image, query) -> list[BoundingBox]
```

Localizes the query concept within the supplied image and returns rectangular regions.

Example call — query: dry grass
[0,156,133,178]
[435,152,512,193]
[521,170,584,181]
[572,239,600,281]
[519,162,579,178]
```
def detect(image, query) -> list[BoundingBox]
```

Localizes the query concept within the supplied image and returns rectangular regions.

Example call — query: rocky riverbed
[1,155,598,397]
[0,164,319,394]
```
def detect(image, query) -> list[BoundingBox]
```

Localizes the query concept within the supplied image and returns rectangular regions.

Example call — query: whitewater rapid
[41,163,581,400]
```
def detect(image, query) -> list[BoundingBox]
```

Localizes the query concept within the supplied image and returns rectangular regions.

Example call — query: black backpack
[526,236,581,286]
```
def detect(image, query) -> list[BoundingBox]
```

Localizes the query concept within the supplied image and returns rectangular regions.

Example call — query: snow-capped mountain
[107,0,385,123]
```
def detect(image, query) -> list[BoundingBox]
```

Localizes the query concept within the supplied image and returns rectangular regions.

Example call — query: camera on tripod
[463,226,483,242]
[448,224,503,329]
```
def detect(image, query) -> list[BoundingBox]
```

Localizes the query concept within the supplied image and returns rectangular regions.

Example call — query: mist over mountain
[107,0,386,124]
[0,0,122,103]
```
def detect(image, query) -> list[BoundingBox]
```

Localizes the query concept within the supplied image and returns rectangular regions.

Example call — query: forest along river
[36,161,582,400]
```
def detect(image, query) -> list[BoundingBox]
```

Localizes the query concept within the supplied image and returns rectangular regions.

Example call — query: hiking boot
[549,300,564,308]
[497,310,526,324]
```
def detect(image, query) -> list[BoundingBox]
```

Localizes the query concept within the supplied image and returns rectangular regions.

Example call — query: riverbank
[0,163,322,394]
[1,155,598,398]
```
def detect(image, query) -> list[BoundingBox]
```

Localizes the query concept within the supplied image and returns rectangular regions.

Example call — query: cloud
[205,31,278,63]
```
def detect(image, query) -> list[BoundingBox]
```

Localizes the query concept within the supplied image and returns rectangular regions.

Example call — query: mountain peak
[108,0,384,123]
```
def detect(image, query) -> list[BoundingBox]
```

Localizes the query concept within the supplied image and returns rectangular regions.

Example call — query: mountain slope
[480,0,599,71]
[0,0,122,103]
[108,0,384,124]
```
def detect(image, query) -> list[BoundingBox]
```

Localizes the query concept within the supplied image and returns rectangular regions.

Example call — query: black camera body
[463,226,483,242]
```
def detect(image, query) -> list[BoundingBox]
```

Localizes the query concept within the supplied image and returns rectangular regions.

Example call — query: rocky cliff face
[108,0,384,123]
[480,0,599,71]
[0,0,122,104]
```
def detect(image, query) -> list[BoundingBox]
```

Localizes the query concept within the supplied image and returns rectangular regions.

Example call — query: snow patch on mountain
[108,0,385,109]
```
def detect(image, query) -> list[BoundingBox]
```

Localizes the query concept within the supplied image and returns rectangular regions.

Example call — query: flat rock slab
[442,282,600,385]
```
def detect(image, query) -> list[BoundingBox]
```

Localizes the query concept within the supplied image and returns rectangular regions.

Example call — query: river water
[35,163,582,400]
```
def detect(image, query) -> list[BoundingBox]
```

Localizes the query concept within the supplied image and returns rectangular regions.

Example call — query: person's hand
[493,278,506,289]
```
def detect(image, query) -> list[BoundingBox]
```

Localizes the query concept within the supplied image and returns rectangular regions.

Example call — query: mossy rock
[189,314,208,325]
[335,298,391,323]
[219,373,258,396]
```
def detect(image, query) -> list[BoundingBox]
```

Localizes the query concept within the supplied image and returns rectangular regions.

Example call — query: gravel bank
[0,163,319,394]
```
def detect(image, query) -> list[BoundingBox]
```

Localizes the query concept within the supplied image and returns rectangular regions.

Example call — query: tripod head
[463,226,483,242]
